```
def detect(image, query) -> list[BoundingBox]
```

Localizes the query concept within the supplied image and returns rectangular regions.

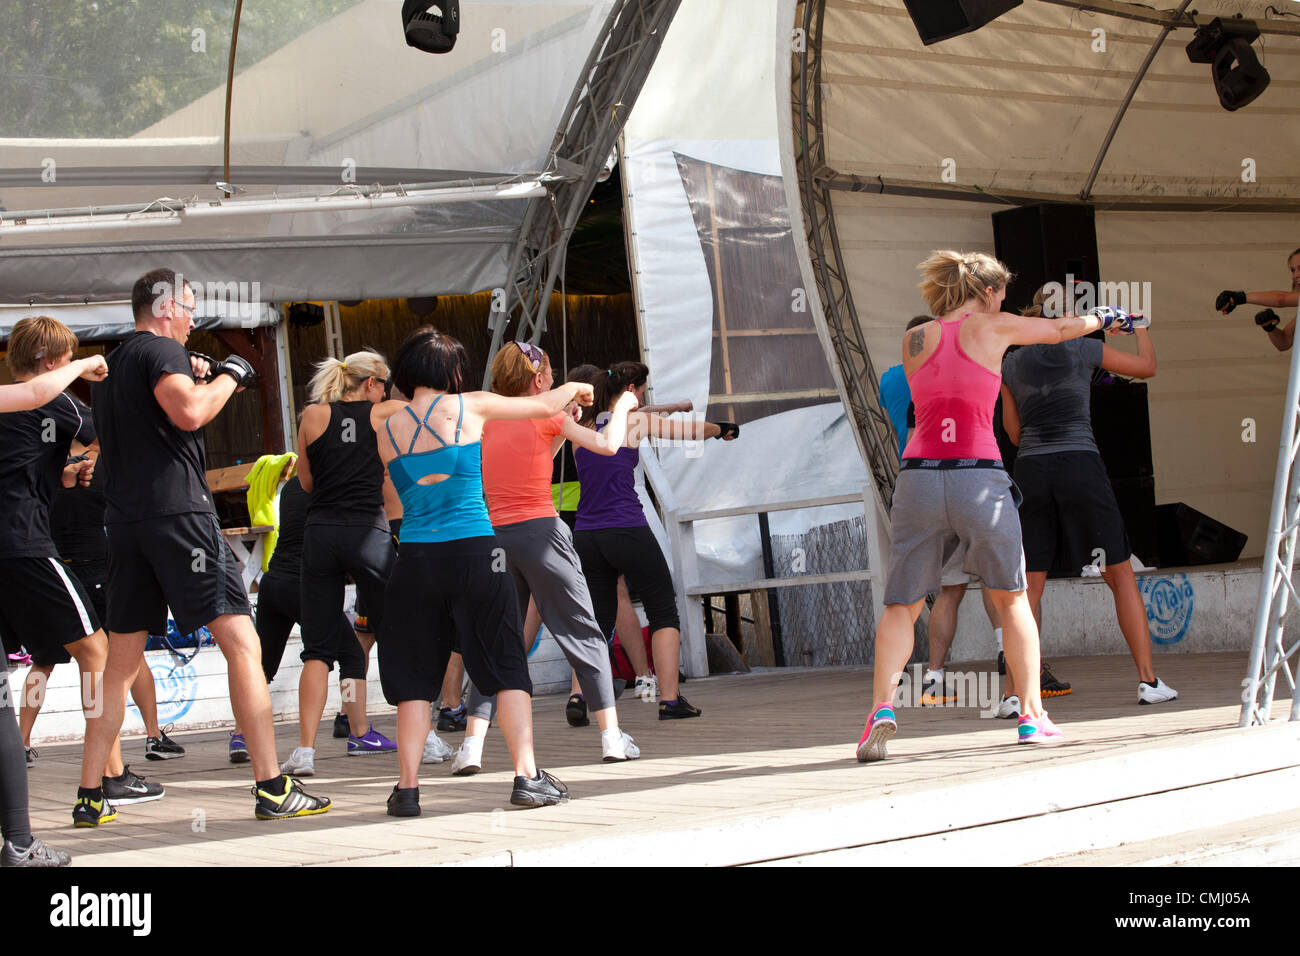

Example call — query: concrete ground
[17,651,1300,866]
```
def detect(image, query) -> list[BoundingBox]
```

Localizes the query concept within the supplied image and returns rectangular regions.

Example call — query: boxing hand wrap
[1087,306,1136,334]
[711,421,740,440]
[1256,309,1281,332]
[188,351,218,381]
[1216,290,1247,314]
[214,354,259,388]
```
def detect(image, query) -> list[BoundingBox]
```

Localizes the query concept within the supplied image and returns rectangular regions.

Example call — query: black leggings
[300,524,394,670]
[257,570,366,683]
[573,525,680,639]
[0,645,33,848]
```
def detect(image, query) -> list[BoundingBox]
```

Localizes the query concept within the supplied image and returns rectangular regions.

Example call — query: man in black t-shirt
[0,316,165,825]
[83,268,330,822]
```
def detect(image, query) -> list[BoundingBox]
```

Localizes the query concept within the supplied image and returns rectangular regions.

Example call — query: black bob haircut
[391,326,470,397]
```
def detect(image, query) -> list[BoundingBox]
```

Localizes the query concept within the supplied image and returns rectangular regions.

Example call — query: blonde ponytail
[308,349,389,404]
[917,250,1011,317]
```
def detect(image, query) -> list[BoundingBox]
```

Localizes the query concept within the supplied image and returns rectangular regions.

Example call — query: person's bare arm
[1268,319,1296,353]
[639,399,692,415]
[469,382,594,422]
[1000,385,1021,447]
[154,372,238,432]
[563,392,638,455]
[1247,290,1299,310]
[1100,328,1157,379]
[0,356,107,414]
[296,404,330,493]
[991,311,1105,349]
[626,411,723,445]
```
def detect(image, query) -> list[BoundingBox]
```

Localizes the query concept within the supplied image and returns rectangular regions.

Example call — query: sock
[256,775,288,796]
[1141,678,1159,688]
[601,727,620,738]
[7,833,34,850]
[994,628,1003,651]
[462,735,484,755]
[571,693,585,701]
[924,668,944,683]
[104,769,126,783]
[661,698,677,706]
[77,786,103,801]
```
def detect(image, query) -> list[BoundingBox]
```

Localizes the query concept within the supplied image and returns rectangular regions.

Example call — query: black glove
[1256,309,1281,332]
[712,421,740,440]
[1216,290,1247,314]
[188,351,218,381]
[214,354,259,388]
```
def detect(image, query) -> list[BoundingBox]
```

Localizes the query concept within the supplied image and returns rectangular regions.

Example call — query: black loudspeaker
[1156,503,1248,567]
[992,203,1099,315]
[904,0,1022,45]
[1090,380,1153,479]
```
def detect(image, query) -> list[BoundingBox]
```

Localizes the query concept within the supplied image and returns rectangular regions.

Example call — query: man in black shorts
[0,316,165,827]
[82,269,330,822]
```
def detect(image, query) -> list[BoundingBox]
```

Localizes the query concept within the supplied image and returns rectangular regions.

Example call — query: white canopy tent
[0,0,614,303]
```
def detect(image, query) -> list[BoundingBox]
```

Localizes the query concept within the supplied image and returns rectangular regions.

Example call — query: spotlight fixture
[1186,17,1270,111]
[402,1,459,54]
[903,0,1022,46]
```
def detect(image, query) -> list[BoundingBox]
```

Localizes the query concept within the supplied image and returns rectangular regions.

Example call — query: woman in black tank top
[280,350,409,777]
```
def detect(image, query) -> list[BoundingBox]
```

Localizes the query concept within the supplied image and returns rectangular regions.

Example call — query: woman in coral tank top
[856,251,1137,761]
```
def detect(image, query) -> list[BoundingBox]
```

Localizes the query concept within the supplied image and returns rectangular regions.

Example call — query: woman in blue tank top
[375,327,596,817]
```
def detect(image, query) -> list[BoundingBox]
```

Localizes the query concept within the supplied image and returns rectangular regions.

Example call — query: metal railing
[638,444,889,676]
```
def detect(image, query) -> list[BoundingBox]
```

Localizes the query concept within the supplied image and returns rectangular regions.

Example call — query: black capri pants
[300,523,395,672]
[377,536,532,705]
[573,525,680,640]
[257,570,366,683]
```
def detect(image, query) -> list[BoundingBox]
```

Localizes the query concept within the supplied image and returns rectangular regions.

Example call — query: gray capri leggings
[466,516,617,720]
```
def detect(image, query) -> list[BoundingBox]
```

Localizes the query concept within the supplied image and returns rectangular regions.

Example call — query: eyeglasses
[513,340,543,372]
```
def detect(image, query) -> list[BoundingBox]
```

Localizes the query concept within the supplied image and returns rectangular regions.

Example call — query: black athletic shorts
[0,556,100,666]
[1014,451,1131,574]
[256,570,367,683]
[377,536,531,705]
[105,512,251,636]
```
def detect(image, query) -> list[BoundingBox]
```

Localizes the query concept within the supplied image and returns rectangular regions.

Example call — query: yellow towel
[245,453,297,571]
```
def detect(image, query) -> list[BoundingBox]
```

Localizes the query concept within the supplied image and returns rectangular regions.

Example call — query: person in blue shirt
[877,316,932,460]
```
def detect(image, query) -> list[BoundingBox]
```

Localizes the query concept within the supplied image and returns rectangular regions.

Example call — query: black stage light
[403,1,460,54]
[1186,17,1270,111]
[903,0,1022,45]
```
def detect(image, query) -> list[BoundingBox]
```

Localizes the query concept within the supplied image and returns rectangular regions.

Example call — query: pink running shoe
[1017,711,1063,744]
[6,649,32,667]
[856,703,897,763]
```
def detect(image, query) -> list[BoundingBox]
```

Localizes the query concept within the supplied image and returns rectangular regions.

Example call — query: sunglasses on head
[513,340,544,371]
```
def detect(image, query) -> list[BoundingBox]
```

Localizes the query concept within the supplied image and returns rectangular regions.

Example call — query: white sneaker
[601,730,640,762]
[449,739,483,776]
[422,730,454,764]
[1139,678,1178,705]
[280,746,316,777]
[995,695,1021,719]
[633,674,659,703]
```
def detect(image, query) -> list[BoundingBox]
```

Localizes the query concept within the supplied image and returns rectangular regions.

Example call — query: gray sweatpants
[467,516,617,719]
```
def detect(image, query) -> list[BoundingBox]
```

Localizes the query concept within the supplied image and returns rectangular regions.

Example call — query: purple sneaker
[229,732,250,764]
[347,726,397,755]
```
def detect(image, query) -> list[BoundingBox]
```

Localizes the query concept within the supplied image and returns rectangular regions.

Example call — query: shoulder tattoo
[907,329,926,357]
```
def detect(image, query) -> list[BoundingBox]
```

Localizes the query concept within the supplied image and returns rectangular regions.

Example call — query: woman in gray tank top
[999,285,1178,709]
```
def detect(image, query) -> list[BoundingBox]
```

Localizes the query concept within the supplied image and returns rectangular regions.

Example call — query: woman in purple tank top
[572,361,739,720]
[858,251,1134,762]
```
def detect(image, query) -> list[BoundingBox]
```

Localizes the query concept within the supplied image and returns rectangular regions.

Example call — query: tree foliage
[1,0,361,138]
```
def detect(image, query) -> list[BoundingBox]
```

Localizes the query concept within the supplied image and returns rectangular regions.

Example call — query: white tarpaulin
[0,0,614,303]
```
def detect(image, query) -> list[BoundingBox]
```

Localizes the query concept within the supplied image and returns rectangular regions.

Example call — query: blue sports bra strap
[384,417,402,456]
[402,405,424,454]
[455,394,464,444]
[421,395,449,448]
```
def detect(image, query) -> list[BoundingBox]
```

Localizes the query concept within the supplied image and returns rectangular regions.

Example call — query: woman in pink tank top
[856,251,1136,761]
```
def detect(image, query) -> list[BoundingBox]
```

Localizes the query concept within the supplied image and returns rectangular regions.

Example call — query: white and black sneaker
[101,766,165,805]
[144,725,186,761]
[1138,678,1178,705]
